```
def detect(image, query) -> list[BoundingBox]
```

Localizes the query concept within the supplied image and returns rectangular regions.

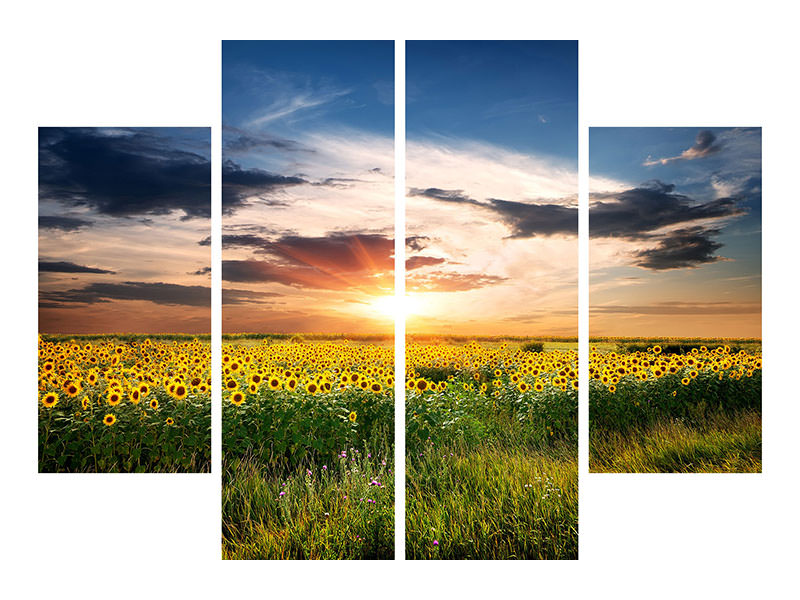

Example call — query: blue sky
[223,41,393,167]
[221,41,395,333]
[407,40,577,166]
[404,41,579,335]
[589,127,762,337]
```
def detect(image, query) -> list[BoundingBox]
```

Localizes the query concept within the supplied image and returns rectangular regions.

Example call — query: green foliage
[38,391,211,473]
[589,371,761,432]
[223,387,394,475]
[520,341,545,353]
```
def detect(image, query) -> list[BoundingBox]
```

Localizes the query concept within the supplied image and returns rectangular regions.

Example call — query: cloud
[591,301,760,315]
[39,127,211,219]
[590,180,744,239]
[191,266,211,276]
[407,271,508,292]
[39,281,210,307]
[405,236,431,252]
[222,159,306,214]
[223,126,313,154]
[223,232,394,272]
[408,187,577,238]
[246,87,352,128]
[643,129,723,166]
[223,288,283,305]
[221,232,394,291]
[39,261,115,274]
[406,256,446,270]
[38,215,93,231]
[629,226,725,270]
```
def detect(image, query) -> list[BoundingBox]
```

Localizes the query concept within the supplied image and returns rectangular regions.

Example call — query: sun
[370,294,422,319]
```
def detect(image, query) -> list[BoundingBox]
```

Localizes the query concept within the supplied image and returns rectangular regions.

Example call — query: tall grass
[407,442,577,559]
[405,360,578,560]
[223,449,394,559]
[590,410,761,473]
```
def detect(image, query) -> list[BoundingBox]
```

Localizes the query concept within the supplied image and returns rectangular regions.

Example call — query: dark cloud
[407,271,508,292]
[408,187,577,238]
[38,127,211,219]
[223,288,283,305]
[221,232,395,291]
[39,261,115,274]
[223,126,312,154]
[191,266,211,276]
[591,301,760,315]
[223,232,395,273]
[631,226,724,270]
[40,281,210,307]
[644,129,724,165]
[38,215,93,231]
[405,236,431,251]
[406,256,446,270]
[484,198,577,238]
[222,160,306,214]
[590,180,744,239]
[408,187,479,205]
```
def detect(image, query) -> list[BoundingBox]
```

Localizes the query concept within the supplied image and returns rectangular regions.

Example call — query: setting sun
[370,294,422,319]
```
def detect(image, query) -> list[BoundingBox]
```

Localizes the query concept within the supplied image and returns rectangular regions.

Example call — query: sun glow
[370,294,422,319]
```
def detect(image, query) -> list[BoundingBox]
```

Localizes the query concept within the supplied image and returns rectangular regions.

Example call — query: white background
[2,1,797,598]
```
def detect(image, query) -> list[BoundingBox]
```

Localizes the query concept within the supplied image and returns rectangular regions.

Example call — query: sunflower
[225,379,238,391]
[65,382,81,398]
[173,384,188,400]
[305,382,319,394]
[230,391,245,406]
[107,391,122,406]
[370,382,382,393]
[103,414,116,426]
[348,411,357,423]
[165,417,175,426]
[41,392,58,408]
[149,398,159,410]
[130,389,141,404]
[268,377,282,391]
[517,381,530,393]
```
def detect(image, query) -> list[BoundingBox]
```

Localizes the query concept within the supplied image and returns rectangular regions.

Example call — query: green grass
[405,353,578,560]
[590,410,761,473]
[222,450,394,559]
[407,442,577,559]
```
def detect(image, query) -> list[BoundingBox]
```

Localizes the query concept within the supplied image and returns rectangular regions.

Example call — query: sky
[222,41,395,333]
[405,41,578,335]
[38,127,210,334]
[590,127,762,338]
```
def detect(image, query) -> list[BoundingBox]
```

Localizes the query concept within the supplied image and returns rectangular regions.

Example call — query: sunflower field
[405,341,578,560]
[589,343,762,472]
[222,339,394,560]
[38,335,211,473]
